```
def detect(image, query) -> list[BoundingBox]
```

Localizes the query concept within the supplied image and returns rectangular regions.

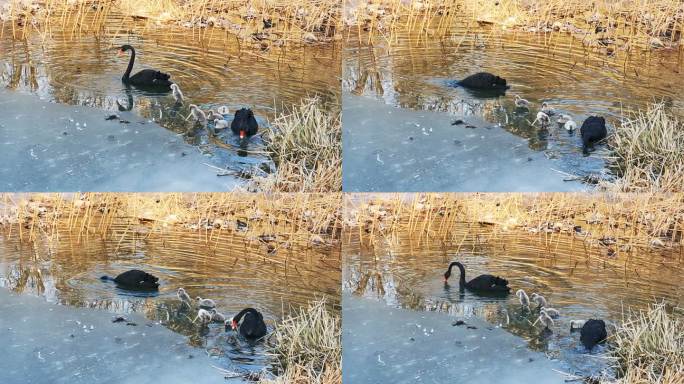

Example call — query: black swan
[227,308,267,339]
[443,262,510,294]
[456,72,510,90]
[580,319,607,350]
[118,45,172,89]
[100,269,159,291]
[580,116,607,154]
[231,108,259,139]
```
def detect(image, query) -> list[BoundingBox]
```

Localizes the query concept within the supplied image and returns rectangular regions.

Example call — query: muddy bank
[343,294,567,384]
[0,88,237,191]
[0,287,240,384]
[343,93,586,192]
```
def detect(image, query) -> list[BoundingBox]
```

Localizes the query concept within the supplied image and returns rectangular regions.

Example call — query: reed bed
[0,193,342,249]
[262,297,341,384]
[346,0,683,52]
[604,302,684,384]
[1,0,340,45]
[248,96,342,193]
[604,102,684,193]
[344,193,684,256]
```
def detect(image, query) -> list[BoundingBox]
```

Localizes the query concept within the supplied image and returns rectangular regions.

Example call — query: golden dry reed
[1,0,341,45]
[345,192,684,256]
[346,0,683,52]
[262,297,341,384]
[247,96,342,193]
[605,102,684,193]
[0,193,342,249]
[605,302,684,384]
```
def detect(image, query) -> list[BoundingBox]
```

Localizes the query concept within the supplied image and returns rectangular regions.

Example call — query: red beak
[239,130,246,139]
[117,49,124,56]
[443,277,448,283]
[231,320,238,330]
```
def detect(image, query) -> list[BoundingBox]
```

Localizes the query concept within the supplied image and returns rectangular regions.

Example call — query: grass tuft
[263,297,341,384]
[248,96,341,192]
[605,103,684,193]
[607,302,684,384]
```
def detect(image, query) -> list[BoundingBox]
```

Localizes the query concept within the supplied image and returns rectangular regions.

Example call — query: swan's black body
[457,72,510,90]
[228,308,267,339]
[230,108,258,139]
[100,269,159,291]
[118,45,172,90]
[580,319,607,350]
[580,116,607,154]
[444,262,510,294]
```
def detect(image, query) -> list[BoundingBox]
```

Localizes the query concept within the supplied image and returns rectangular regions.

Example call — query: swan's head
[117,44,133,56]
[233,108,256,139]
[443,269,451,283]
[170,83,179,91]
[178,288,186,294]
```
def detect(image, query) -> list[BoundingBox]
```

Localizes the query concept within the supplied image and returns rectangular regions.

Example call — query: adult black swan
[100,269,159,291]
[443,261,510,294]
[580,319,607,350]
[231,108,259,139]
[227,308,267,339]
[118,45,172,89]
[580,116,607,155]
[456,72,510,90]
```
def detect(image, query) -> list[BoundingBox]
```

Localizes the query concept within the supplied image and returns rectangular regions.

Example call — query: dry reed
[344,193,684,254]
[262,297,341,384]
[604,103,684,193]
[345,0,683,52]
[1,0,341,45]
[0,193,342,248]
[604,302,684,384]
[247,96,342,193]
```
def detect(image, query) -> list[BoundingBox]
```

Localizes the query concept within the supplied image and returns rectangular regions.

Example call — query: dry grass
[247,96,342,193]
[344,193,684,254]
[604,103,684,193]
[261,297,341,384]
[0,193,342,247]
[345,0,683,52]
[1,0,341,44]
[604,303,684,384]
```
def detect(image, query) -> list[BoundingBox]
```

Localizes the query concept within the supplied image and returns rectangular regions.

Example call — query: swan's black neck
[447,262,466,287]
[233,308,258,323]
[122,47,136,82]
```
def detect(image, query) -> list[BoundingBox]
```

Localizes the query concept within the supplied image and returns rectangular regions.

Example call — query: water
[0,15,340,190]
[343,25,684,191]
[343,225,684,380]
[0,220,341,381]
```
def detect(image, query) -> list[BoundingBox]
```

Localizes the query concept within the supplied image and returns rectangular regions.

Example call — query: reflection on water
[343,225,684,377]
[0,220,340,375]
[1,14,340,174]
[343,24,684,183]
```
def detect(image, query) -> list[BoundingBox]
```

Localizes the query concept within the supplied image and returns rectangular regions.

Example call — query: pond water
[0,220,341,381]
[343,225,684,381]
[0,14,340,190]
[343,24,684,192]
